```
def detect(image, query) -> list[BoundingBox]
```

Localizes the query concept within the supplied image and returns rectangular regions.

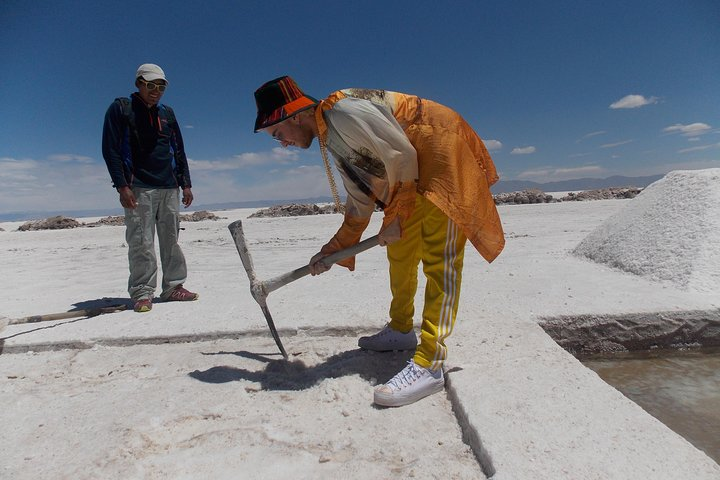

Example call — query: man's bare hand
[182,187,193,208]
[378,217,402,246]
[118,187,137,209]
[309,251,332,276]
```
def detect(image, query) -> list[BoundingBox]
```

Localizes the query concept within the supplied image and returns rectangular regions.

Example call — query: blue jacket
[102,93,192,189]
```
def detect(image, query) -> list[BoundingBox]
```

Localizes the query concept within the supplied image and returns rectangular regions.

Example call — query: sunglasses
[139,79,167,92]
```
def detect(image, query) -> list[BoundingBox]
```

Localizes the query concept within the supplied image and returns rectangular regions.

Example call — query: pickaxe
[1,304,127,334]
[228,219,379,359]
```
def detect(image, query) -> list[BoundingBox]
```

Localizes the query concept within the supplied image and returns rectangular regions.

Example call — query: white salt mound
[573,169,720,293]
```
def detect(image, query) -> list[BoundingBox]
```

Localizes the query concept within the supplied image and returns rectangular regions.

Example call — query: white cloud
[0,157,39,171]
[193,163,341,204]
[283,165,324,176]
[48,154,94,163]
[0,158,41,186]
[576,131,606,143]
[554,166,604,176]
[182,149,344,206]
[510,146,536,155]
[677,143,720,154]
[629,159,720,177]
[600,139,633,148]
[0,156,113,214]
[663,123,712,137]
[484,139,502,151]
[517,165,605,181]
[517,168,551,179]
[609,94,658,109]
[0,147,338,215]
[0,171,38,183]
[189,148,301,171]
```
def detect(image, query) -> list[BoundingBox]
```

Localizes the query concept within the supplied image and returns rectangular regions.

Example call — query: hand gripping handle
[259,235,380,295]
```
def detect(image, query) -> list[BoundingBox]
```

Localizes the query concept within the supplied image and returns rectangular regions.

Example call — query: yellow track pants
[387,194,467,370]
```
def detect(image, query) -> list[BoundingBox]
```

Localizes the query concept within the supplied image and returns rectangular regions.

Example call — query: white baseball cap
[135,63,168,83]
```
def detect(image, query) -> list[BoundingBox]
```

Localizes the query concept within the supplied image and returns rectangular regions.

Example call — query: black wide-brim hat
[254,76,318,132]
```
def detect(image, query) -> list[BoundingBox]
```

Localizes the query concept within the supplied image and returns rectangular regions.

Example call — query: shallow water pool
[582,347,720,464]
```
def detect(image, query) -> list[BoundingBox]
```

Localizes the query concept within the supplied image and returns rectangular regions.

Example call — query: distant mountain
[491,174,664,194]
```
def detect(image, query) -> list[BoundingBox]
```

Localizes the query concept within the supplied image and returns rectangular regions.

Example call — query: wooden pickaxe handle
[259,234,380,295]
[8,304,128,325]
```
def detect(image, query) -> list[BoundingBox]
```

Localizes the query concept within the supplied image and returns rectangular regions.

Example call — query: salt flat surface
[2,337,481,480]
[1,170,719,479]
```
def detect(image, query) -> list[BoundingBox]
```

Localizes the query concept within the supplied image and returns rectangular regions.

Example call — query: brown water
[582,348,720,464]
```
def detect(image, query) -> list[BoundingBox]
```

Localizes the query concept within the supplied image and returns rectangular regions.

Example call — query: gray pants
[124,187,187,301]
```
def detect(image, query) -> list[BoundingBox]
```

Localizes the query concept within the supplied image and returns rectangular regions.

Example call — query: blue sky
[1,0,719,215]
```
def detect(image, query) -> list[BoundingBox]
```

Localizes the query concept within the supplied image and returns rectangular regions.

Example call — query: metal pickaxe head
[229,220,288,359]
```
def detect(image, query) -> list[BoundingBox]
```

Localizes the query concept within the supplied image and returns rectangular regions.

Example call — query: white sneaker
[374,360,444,407]
[358,324,418,351]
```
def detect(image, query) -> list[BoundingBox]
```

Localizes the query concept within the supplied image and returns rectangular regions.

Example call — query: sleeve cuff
[380,180,417,234]
[319,214,371,271]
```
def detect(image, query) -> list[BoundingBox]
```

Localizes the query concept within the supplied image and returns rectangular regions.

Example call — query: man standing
[102,63,198,313]
[253,76,504,407]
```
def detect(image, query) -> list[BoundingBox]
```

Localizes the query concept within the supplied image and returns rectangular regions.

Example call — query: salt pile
[573,169,720,293]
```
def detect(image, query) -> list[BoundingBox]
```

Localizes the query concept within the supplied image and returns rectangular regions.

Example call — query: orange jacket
[315,89,504,267]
